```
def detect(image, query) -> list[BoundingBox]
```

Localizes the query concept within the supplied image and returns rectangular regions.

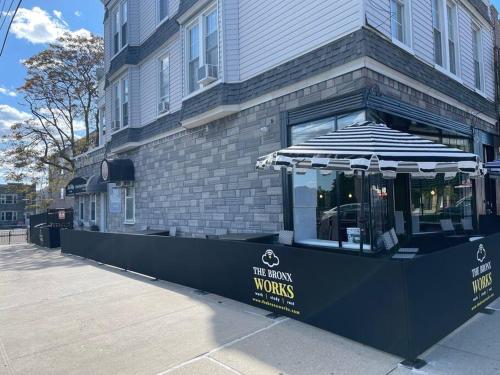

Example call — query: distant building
[0,183,35,228]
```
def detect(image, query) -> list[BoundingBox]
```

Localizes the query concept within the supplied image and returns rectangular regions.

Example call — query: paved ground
[1,243,500,375]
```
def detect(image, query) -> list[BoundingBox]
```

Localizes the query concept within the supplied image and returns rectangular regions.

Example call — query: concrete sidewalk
[0,243,499,375]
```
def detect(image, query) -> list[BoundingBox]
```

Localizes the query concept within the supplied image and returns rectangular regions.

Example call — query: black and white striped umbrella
[485,160,500,177]
[256,122,484,178]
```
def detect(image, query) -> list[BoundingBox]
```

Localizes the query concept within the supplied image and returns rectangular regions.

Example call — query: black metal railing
[0,229,28,245]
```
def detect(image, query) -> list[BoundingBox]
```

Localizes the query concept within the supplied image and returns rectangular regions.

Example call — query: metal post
[359,171,365,255]
[8,230,11,245]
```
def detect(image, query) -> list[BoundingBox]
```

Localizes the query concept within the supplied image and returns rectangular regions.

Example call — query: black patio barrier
[29,209,73,246]
[61,229,499,360]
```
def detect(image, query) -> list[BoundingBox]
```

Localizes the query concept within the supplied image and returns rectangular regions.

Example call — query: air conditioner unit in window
[197,64,218,85]
[112,120,120,129]
[158,100,170,114]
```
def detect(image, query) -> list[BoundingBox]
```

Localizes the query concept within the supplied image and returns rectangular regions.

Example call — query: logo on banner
[262,249,279,268]
[477,244,486,263]
[471,243,494,311]
[251,249,299,315]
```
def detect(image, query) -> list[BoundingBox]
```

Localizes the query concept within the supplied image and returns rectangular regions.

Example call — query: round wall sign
[101,160,109,181]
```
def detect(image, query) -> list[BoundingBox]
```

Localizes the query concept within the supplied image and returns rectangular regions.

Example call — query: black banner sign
[60,230,500,360]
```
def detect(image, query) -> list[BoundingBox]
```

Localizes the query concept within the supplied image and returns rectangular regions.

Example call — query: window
[187,23,200,93]
[112,1,128,55]
[472,25,483,90]
[446,2,458,75]
[290,111,381,250]
[185,6,219,94]
[113,82,121,130]
[390,0,410,46]
[121,77,129,127]
[99,106,106,142]
[124,187,135,223]
[79,200,84,221]
[204,9,218,67]
[0,212,17,221]
[90,195,96,222]
[0,194,16,204]
[158,0,168,23]
[121,1,128,48]
[60,188,65,200]
[432,0,444,66]
[158,55,170,114]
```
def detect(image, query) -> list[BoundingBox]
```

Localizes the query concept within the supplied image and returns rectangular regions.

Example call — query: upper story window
[60,188,65,200]
[185,5,219,95]
[122,77,129,127]
[390,0,410,46]
[0,194,17,204]
[112,76,129,131]
[99,106,106,144]
[158,0,168,23]
[432,0,444,66]
[112,1,128,56]
[446,2,458,75]
[158,55,170,115]
[432,0,459,76]
[472,25,483,91]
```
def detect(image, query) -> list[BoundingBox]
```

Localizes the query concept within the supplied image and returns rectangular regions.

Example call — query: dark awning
[101,159,135,182]
[86,174,108,193]
[66,177,87,196]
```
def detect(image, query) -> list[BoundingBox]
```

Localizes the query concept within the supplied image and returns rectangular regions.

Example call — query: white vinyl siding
[366,0,391,36]
[458,6,474,88]
[239,0,362,80]
[222,0,239,81]
[411,0,433,64]
[139,37,181,126]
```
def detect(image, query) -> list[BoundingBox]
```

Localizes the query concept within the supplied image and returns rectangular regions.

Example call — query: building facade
[73,0,499,237]
[0,184,35,228]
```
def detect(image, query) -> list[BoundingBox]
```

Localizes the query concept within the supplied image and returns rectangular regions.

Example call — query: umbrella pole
[359,170,365,255]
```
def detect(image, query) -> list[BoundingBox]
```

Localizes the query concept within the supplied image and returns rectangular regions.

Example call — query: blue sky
[0,1,103,182]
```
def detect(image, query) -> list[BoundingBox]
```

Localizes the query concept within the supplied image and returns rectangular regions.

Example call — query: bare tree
[1,32,104,183]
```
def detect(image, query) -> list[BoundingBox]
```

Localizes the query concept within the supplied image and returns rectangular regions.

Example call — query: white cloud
[9,7,91,44]
[74,10,82,17]
[0,105,30,135]
[0,87,17,97]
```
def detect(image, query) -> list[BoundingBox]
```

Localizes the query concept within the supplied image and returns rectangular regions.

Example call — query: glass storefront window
[410,173,472,233]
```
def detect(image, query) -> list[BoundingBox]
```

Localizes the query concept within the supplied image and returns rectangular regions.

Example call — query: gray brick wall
[76,66,497,236]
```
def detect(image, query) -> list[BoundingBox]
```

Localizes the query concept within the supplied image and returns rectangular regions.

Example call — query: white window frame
[112,82,121,131]
[90,194,97,223]
[60,188,65,200]
[158,54,170,117]
[157,0,169,25]
[446,1,459,76]
[472,23,484,93]
[433,0,461,79]
[111,0,128,58]
[0,211,17,221]
[124,186,135,224]
[183,4,219,96]
[99,105,106,144]
[390,0,412,50]
[0,194,16,204]
[121,76,129,128]
[79,200,84,221]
